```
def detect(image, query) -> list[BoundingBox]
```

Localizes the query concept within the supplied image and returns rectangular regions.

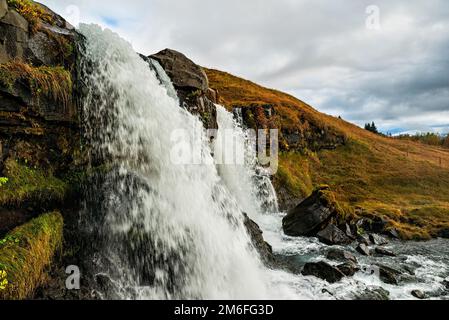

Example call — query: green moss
[0,211,63,299]
[0,158,68,207]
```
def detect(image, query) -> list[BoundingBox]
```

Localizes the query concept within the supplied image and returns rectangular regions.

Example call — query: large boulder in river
[282,186,341,237]
[317,224,352,245]
[301,261,345,283]
[149,49,217,129]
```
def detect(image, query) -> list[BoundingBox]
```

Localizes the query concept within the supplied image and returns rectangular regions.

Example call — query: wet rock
[243,213,276,267]
[377,265,401,285]
[151,48,208,92]
[301,261,345,283]
[411,290,426,299]
[374,247,396,257]
[337,262,359,277]
[369,234,389,245]
[357,234,371,246]
[344,223,356,240]
[282,186,337,237]
[354,287,390,300]
[149,49,217,129]
[384,228,400,239]
[356,216,388,234]
[317,224,352,246]
[356,243,371,256]
[443,280,449,290]
[326,248,358,264]
[437,228,449,239]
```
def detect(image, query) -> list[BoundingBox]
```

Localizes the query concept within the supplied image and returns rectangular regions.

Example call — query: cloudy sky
[41,0,449,134]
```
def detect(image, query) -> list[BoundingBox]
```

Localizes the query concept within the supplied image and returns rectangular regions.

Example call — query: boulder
[411,290,425,299]
[374,247,396,257]
[354,287,390,300]
[149,49,217,129]
[317,224,352,245]
[384,228,400,239]
[243,213,276,267]
[356,243,371,256]
[357,234,371,246]
[151,48,208,92]
[369,234,389,245]
[282,186,338,237]
[337,262,359,277]
[301,261,345,283]
[377,265,401,285]
[326,248,358,264]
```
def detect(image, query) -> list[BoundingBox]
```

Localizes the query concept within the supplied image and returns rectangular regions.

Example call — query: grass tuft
[0,211,63,299]
[0,60,73,110]
[7,0,54,34]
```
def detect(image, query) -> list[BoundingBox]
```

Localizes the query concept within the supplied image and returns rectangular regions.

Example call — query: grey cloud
[40,0,449,134]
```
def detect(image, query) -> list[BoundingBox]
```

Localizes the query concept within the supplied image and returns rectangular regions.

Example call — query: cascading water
[77,23,449,301]
[79,24,271,299]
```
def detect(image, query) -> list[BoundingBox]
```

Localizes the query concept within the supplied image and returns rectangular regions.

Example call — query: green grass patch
[7,0,54,33]
[0,158,68,207]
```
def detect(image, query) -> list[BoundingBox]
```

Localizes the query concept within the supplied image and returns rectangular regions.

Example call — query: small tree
[443,134,449,148]
[365,121,379,134]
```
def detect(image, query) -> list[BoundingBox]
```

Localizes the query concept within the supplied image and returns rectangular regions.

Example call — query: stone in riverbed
[337,262,359,277]
[411,290,426,299]
[377,265,401,285]
[301,261,345,283]
[369,234,389,245]
[356,243,371,256]
[317,224,353,245]
[354,287,390,300]
[326,248,358,264]
[282,186,337,237]
[374,247,396,257]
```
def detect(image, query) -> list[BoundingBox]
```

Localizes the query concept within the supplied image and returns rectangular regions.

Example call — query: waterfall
[79,24,272,299]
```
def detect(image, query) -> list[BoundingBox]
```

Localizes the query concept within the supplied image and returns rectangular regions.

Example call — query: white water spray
[80,24,271,299]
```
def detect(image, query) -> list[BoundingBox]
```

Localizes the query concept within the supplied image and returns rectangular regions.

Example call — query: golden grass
[0,60,73,110]
[205,68,449,239]
[7,0,54,34]
[0,211,63,299]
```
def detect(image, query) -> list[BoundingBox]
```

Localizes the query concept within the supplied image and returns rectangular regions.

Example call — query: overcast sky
[40,0,449,134]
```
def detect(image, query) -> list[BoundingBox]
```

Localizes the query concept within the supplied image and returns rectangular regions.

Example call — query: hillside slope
[205,68,449,239]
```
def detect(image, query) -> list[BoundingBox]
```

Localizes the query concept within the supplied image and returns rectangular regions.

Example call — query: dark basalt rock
[411,290,425,299]
[301,261,345,283]
[337,261,359,277]
[354,287,390,300]
[317,224,352,246]
[149,49,217,130]
[374,247,396,257]
[282,186,337,237]
[243,213,276,267]
[356,243,371,256]
[376,264,401,285]
[326,248,358,264]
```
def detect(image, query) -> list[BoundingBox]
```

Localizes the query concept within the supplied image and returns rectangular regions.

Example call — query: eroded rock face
[0,1,83,227]
[149,49,217,129]
[282,186,337,237]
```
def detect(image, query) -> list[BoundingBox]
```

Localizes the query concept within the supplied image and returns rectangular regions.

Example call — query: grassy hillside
[205,68,449,239]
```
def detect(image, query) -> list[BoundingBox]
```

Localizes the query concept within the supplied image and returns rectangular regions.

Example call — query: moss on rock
[0,211,63,299]
[0,158,68,207]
